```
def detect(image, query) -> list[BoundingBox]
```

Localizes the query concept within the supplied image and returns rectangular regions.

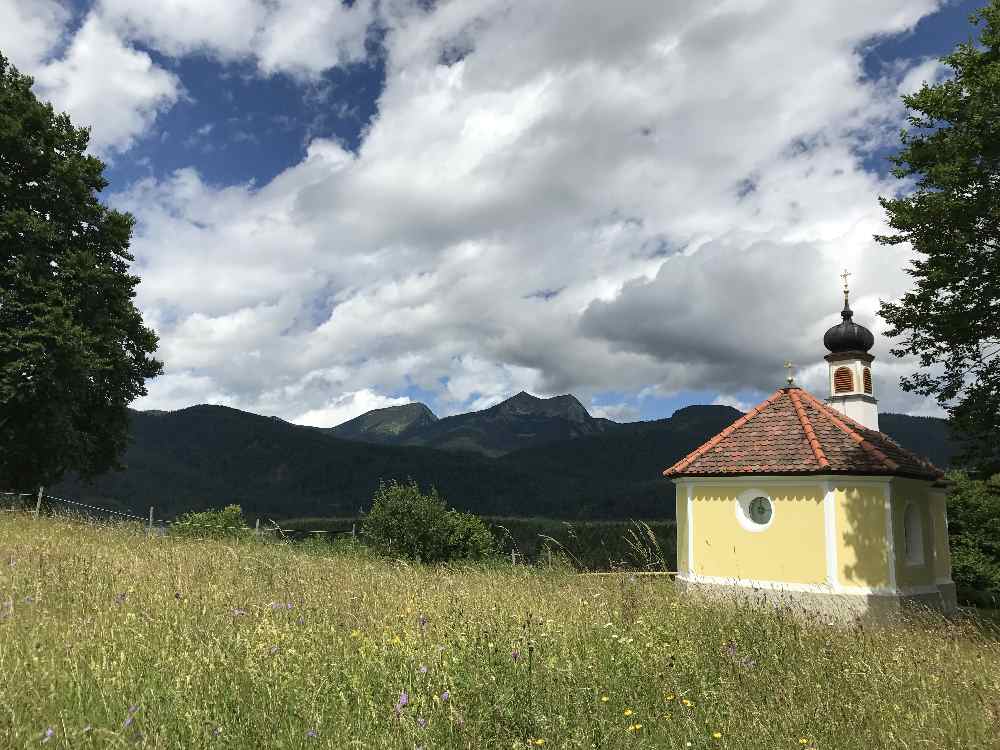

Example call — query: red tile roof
[662,387,943,480]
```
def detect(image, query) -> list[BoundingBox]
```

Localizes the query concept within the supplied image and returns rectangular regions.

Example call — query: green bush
[170,504,252,541]
[360,479,495,563]
[946,471,1000,603]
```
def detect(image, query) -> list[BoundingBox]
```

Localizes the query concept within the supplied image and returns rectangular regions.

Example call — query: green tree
[361,479,495,563]
[946,471,1000,604]
[0,55,162,490]
[874,2,1000,475]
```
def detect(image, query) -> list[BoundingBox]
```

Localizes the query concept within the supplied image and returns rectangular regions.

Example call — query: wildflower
[417,717,427,728]
[665,693,675,701]
[232,608,247,617]
[213,727,222,737]
[24,595,34,604]
[174,592,183,600]
[512,650,520,662]
[419,613,428,629]
[350,628,361,638]
[626,724,643,733]
[681,699,693,707]
[395,690,409,716]
[419,664,428,674]
[114,592,127,605]
[712,731,722,739]
[82,726,92,734]
[41,727,54,743]
[287,602,294,610]
[600,695,609,703]
[441,690,450,702]
[623,708,634,717]
[305,728,318,740]
[269,645,280,655]
[799,741,809,746]
[297,616,305,625]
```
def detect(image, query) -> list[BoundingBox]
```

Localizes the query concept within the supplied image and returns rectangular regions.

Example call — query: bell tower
[823,270,879,430]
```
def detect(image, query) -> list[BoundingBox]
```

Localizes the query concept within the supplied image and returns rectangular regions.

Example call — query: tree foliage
[875,2,1000,475]
[946,471,1000,603]
[360,479,495,563]
[0,55,162,490]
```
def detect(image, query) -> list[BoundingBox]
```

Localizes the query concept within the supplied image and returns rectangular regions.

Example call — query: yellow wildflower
[350,629,361,638]
[626,723,643,732]
[623,708,634,717]
[712,732,722,739]
[682,698,693,707]
[799,741,809,746]
[600,695,609,703]
[665,693,676,701]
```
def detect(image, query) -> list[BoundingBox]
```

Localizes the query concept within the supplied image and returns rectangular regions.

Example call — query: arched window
[833,366,854,393]
[863,368,872,394]
[903,502,924,565]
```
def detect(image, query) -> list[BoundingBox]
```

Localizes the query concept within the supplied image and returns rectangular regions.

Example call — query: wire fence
[0,489,356,542]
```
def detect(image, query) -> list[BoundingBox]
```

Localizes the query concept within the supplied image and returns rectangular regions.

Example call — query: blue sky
[1,0,986,425]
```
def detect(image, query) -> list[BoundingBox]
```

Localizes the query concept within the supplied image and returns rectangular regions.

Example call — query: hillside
[50,398,957,522]
[3,515,997,749]
[332,391,614,456]
[330,402,439,443]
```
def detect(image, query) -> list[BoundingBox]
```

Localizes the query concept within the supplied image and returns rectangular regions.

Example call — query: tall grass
[1,513,998,748]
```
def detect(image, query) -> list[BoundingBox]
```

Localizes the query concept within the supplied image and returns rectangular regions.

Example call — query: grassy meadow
[1,514,999,749]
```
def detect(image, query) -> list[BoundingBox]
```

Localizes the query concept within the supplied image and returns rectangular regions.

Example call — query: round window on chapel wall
[736,491,774,532]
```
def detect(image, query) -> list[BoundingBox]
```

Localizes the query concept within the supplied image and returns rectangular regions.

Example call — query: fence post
[148,506,154,536]
[255,518,260,539]
[34,486,44,518]
[351,523,356,540]
[511,549,516,566]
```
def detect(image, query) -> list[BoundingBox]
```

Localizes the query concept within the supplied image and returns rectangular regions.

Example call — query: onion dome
[824,294,874,354]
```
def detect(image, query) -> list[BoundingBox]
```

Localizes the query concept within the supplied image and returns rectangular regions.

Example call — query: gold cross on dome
[784,361,796,386]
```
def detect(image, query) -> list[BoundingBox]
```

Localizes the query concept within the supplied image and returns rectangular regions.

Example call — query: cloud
[590,402,642,423]
[293,389,411,428]
[711,395,751,413]
[0,0,71,72]
[98,0,375,77]
[32,13,180,155]
[113,0,950,421]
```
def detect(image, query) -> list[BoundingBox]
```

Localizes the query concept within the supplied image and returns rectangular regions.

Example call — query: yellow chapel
[663,277,956,616]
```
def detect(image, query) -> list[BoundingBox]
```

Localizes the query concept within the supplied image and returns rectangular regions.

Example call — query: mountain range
[53,392,958,522]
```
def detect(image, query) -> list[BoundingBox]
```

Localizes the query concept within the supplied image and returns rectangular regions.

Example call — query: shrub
[360,479,495,563]
[171,504,252,541]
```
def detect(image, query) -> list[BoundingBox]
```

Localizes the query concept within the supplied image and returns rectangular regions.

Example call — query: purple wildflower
[232,608,247,617]
[395,690,409,716]
[441,690,450,702]
[417,717,427,728]
[297,615,304,625]
[123,705,139,727]
[41,727,54,743]
[270,645,280,655]
[512,650,520,662]
[418,664,428,674]
[212,727,222,737]
[305,729,318,740]
[418,613,428,629]
[287,602,294,610]
[24,595,34,604]
[114,592,127,605]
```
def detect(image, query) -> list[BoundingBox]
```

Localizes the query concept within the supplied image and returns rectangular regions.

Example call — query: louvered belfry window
[834,366,854,393]
[863,368,873,394]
